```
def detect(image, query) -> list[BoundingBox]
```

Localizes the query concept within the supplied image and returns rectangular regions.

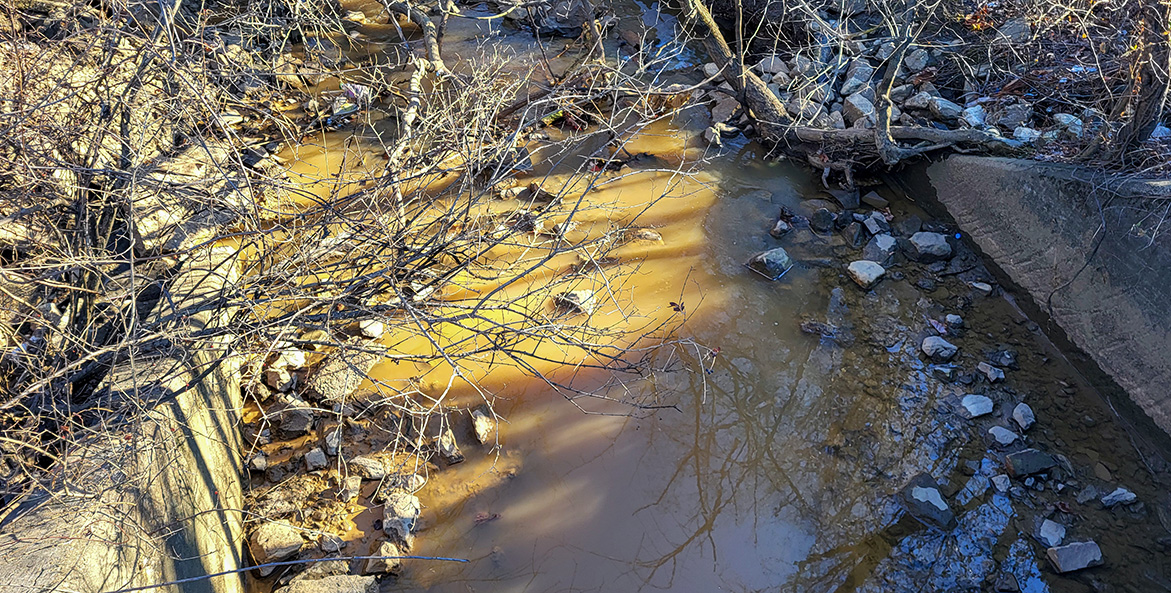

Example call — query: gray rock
[363,540,406,575]
[989,426,1019,445]
[1005,448,1057,477]
[358,319,385,339]
[324,426,342,456]
[827,110,846,129]
[899,473,956,529]
[758,55,788,75]
[250,521,303,574]
[275,397,315,436]
[991,474,1011,492]
[860,191,889,209]
[711,95,740,123]
[288,559,352,583]
[922,336,959,362]
[1076,485,1099,504]
[840,222,865,248]
[247,452,269,472]
[846,260,886,289]
[1038,519,1066,547]
[305,447,328,471]
[997,18,1031,43]
[961,105,987,127]
[1100,487,1137,507]
[272,346,307,369]
[863,234,897,264]
[348,456,386,480]
[842,93,876,125]
[1012,403,1036,431]
[945,314,964,329]
[824,187,860,210]
[904,48,929,72]
[978,362,1006,383]
[995,103,1033,129]
[383,490,421,541]
[810,208,836,232]
[319,532,347,553]
[307,339,383,403]
[747,248,795,279]
[1013,126,1041,143]
[340,475,363,502]
[928,97,963,121]
[703,62,720,78]
[863,212,891,235]
[1046,541,1103,573]
[553,290,597,315]
[907,232,953,262]
[959,394,994,418]
[280,575,378,593]
[890,84,914,103]
[904,91,933,110]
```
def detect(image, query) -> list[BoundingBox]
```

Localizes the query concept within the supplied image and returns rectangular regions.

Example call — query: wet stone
[1012,403,1035,431]
[898,215,922,236]
[860,191,889,209]
[945,314,964,329]
[970,281,994,295]
[840,222,865,248]
[1046,541,1103,573]
[915,278,937,292]
[978,362,1006,383]
[959,394,993,419]
[988,426,1019,446]
[363,540,406,575]
[993,572,1020,592]
[770,218,793,238]
[810,208,835,233]
[383,490,421,542]
[899,473,956,530]
[907,232,953,262]
[349,456,386,480]
[1038,519,1066,547]
[1076,485,1099,504]
[319,532,346,553]
[1100,486,1137,508]
[1005,448,1057,477]
[921,336,958,362]
[846,260,886,289]
[862,212,890,235]
[747,247,795,279]
[281,575,378,593]
[862,234,897,263]
[437,427,465,465]
[824,188,860,210]
[931,365,957,382]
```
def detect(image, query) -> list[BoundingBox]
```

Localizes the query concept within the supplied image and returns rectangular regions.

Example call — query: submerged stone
[1005,448,1057,477]
[553,290,597,315]
[383,490,422,542]
[899,473,956,530]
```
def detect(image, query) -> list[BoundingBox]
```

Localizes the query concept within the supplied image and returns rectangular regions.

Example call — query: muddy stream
[242,4,1171,592]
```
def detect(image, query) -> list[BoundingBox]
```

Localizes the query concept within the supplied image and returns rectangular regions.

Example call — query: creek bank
[745,172,1169,587]
[907,155,1171,444]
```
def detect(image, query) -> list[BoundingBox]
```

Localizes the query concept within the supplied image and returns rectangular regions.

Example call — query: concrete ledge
[918,155,1171,440]
[0,243,244,593]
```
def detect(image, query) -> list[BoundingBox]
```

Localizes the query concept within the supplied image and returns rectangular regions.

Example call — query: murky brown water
[245,4,1171,593]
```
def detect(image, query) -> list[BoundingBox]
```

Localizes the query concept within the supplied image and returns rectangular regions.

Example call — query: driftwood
[679,0,1022,180]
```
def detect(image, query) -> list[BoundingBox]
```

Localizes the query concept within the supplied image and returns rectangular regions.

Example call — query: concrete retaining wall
[914,155,1171,441]
[0,242,244,593]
